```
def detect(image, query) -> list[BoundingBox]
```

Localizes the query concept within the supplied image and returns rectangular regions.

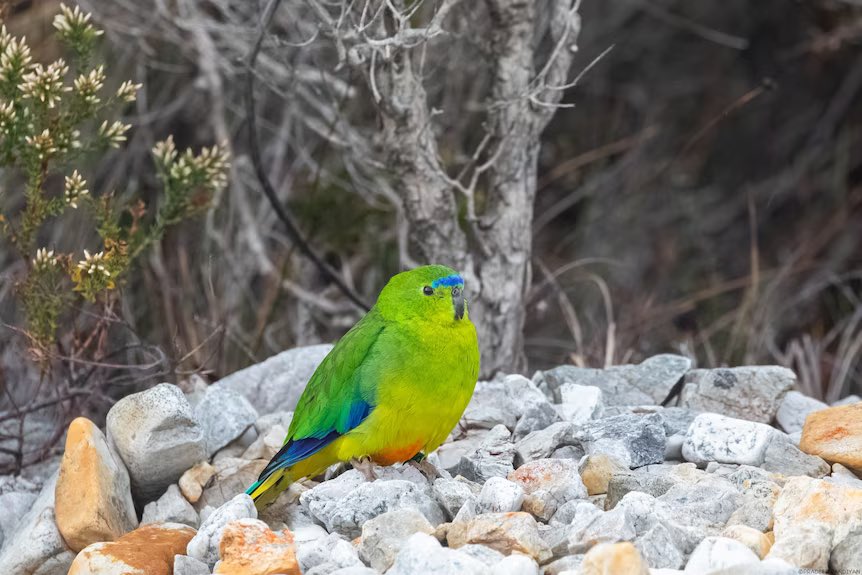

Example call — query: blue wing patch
[431,274,463,288]
[251,399,372,487]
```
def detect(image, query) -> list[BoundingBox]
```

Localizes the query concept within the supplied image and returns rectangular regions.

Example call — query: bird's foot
[408,453,442,480]
[350,456,378,481]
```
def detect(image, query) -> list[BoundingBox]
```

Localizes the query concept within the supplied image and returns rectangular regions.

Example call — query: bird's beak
[454,297,465,320]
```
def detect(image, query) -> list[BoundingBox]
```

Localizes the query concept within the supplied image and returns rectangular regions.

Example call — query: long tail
[246,467,291,509]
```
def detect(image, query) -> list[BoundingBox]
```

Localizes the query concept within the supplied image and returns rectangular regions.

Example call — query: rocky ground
[0,346,860,574]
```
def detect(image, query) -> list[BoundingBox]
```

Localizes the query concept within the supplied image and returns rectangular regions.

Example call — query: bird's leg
[408,452,442,480]
[350,456,378,481]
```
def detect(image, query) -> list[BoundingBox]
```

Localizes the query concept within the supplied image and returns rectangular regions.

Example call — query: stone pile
[0,346,860,574]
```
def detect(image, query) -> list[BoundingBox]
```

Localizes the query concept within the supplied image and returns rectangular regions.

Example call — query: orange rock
[55,417,138,551]
[214,519,300,575]
[68,522,196,575]
[179,461,215,504]
[580,542,649,575]
[799,402,862,473]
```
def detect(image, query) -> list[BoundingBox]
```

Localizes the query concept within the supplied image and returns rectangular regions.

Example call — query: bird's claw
[350,456,378,481]
[408,455,442,480]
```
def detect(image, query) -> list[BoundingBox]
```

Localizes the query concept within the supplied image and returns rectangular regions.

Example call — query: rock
[605,468,677,509]
[513,422,579,466]
[186,493,257,567]
[0,489,37,549]
[0,472,74,575]
[387,532,490,575]
[106,383,207,500]
[452,543,505,564]
[657,466,742,527]
[243,424,287,461]
[721,525,772,559]
[760,434,830,478]
[213,518,299,575]
[179,462,216,504]
[476,477,524,514]
[195,457,266,510]
[682,413,775,466]
[830,522,862,574]
[494,553,539,575]
[446,512,552,562]
[684,536,760,573]
[194,386,258,457]
[579,453,630,496]
[212,344,333,415]
[568,505,637,553]
[679,366,794,423]
[437,430,488,472]
[513,402,562,441]
[68,523,196,575]
[540,355,690,406]
[54,417,138,552]
[833,394,861,406]
[300,472,445,538]
[358,508,434,571]
[578,413,666,468]
[296,531,362,573]
[799,401,862,473]
[508,458,587,521]
[461,376,548,431]
[432,477,481,520]
[635,523,685,570]
[142,484,199,528]
[454,424,516,483]
[828,463,862,488]
[708,559,798,575]
[556,384,603,424]
[614,491,712,555]
[328,568,378,575]
[775,391,827,434]
[766,522,831,571]
[580,541,649,575]
[174,555,210,575]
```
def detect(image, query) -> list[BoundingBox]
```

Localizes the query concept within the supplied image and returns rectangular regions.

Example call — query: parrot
[246,264,480,508]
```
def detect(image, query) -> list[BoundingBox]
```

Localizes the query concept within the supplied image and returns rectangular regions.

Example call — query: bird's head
[377,265,470,324]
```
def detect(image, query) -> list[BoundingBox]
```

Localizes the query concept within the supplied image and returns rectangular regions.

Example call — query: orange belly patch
[372,440,424,466]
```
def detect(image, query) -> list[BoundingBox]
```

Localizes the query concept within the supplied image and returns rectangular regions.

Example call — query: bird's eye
[423,286,434,296]
[452,287,461,297]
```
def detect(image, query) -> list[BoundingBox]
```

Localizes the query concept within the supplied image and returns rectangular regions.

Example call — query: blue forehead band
[431,274,464,288]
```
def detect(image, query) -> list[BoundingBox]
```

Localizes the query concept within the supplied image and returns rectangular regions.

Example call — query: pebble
[684,536,761,573]
[432,476,482,520]
[579,453,630,496]
[142,484,199,528]
[513,422,579,466]
[679,366,795,423]
[556,383,603,424]
[446,512,552,562]
[179,461,216,504]
[388,532,490,575]
[476,476,524,513]
[774,391,827,434]
[578,412,667,468]
[454,424,516,483]
[358,508,434,571]
[682,413,775,466]
[508,459,587,521]
[513,402,562,441]
[580,541,649,575]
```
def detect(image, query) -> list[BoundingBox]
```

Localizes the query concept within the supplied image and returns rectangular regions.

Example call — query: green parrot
[247,265,480,507]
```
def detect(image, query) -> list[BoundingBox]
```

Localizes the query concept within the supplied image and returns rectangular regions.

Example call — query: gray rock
[254,411,293,435]
[193,386,258,457]
[454,424,515,483]
[658,472,742,527]
[476,476,524,514]
[106,383,207,500]
[142,484,199,528]
[766,522,831,572]
[493,553,539,575]
[540,354,690,406]
[550,444,586,460]
[684,536,761,573]
[679,366,795,423]
[514,422,579,466]
[461,375,549,431]
[186,493,257,567]
[0,490,37,549]
[827,463,862,489]
[606,469,677,509]
[387,532,490,575]
[568,506,636,553]
[432,477,481,520]
[300,474,446,538]
[509,458,587,521]
[0,473,74,575]
[578,412,666,468]
[760,434,830,478]
[213,344,332,414]
[173,555,210,575]
[659,407,701,436]
[682,413,775,466]
[458,543,506,564]
[831,522,862,574]
[437,430,489,473]
[635,523,685,570]
[358,508,434,571]
[194,456,266,511]
[513,402,562,441]
[615,491,711,555]
[775,391,827,434]
[556,383,603,424]
[298,532,362,573]
[542,554,584,575]
[832,394,861,406]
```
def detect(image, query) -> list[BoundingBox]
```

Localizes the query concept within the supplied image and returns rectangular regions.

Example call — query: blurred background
[1,0,861,471]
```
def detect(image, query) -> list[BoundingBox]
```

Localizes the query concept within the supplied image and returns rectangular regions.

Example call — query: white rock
[212,344,333,414]
[142,484,199,528]
[193,386,258,457]
[682,413,775,466]
[514,422,579,465]
[387,532,490,575]
[775,391,827,434]
[454,424,515,483]
[827,463,862,489]
[106,383,207,500]
[831,522,862,574]
[0,473,74,575]
[635,523,685,570]
[329,567,379,575]
[493,553,539,575]
[185,493,256,567]
[508,459,587,521]
[766,522,831,572]
[0,490,37,549]
[684,536,760,573]
[242,424,287,461]
[174,554,210,575]
[578,413,667,468]
[556,384,604,424]
[476,477,524,514]
[513,402,562,440]
[358,508,434,571]
[297,532,362,573]
[832,394,861,406]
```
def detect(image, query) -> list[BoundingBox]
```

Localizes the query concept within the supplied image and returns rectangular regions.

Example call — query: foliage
[0,4,230,358]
